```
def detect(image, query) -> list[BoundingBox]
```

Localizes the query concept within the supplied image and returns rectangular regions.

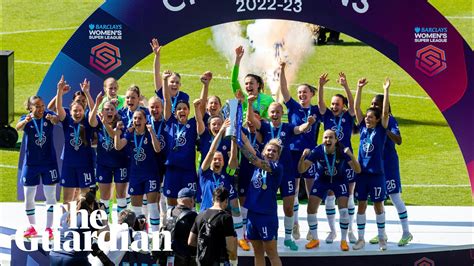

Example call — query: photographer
[157,187,198,266]
[50,191,110,266]
[188,187,237,266]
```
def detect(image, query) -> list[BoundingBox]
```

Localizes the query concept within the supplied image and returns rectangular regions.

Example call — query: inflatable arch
[29,0,473,196]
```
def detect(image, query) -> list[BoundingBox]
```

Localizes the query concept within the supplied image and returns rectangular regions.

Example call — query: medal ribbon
[133,131,145,163]
[32,117,44,141]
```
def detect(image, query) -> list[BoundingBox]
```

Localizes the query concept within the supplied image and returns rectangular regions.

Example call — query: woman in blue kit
[16,95,59,240]
[367,93,413,247]
[238,119,262,242]
[89,92,128,219]
[151,38,190,115]
[247,96,316,251]
[279,61,322,240]
[352,77,391,251]
[114,109,162,232]
[56,76,96,206]
[239,134,283,266]
[298,129,361,251]
[195,70,223,122]
[161,70,199,210]
[197,115,250,251]
[318,72,358,243]
[118,85,149,130]
[147,94,172,231]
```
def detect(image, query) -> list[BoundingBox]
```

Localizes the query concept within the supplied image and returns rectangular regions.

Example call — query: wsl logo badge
[89,42,122,75]
[415,45,447,77]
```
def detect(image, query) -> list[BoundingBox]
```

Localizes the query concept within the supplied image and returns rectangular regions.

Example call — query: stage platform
[1,203,473,265]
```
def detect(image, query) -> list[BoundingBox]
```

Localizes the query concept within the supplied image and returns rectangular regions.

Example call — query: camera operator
[50,191,110,266]
[156,187,198,266]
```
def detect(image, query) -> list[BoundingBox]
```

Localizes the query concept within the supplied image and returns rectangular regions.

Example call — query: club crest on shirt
[34,132,46,147]
[134,147,146,162]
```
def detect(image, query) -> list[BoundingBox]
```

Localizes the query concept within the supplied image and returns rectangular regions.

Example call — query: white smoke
[210,20,315,102]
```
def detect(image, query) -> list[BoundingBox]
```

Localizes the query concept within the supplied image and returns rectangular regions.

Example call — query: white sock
[376,212,386,239]
[44,185,57,229]
[100,199,110,215]
[325,195,336,233]
[241,206,248,234]
[284,215,294,240]
[131,205,143,217]
[233,215,244,239]
[293,196,300,225]
[390,193,410,234]
[339,208,349,241]
[307,213,318,240]
[148,203,160,232]
[117,198,127,213]
[348,194,355,232]
[24,186,37,226]
[356,213,366,240]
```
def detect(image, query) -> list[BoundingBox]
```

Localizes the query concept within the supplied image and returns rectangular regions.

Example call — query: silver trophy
[225,99,240,139]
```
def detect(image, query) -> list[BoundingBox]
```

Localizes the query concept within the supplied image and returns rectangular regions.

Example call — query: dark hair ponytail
[246,74,265,92]
[25,96,43,111]
[334,94,348,108]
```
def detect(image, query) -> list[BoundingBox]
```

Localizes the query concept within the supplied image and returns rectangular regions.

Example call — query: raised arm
[246,95,261,130]
[101,116,116,137]
[56,76,67,121]
[162,70,172,120]
[279,61,291,103]
[297,148,313,174]
[228,136,239,170]
[354,78,368,124]
[48,83,70,112]
[80,78,94,110]
[114,127,127,150]
[16,114,32,131]
[231,46,245,95]
[293,115,316,135]
[198,71,213,116]
[239,132,274,173]
[201,125,226,171]
[150,38,163,93]
[381,78,390,129]
[88,91,104,127]
[337,72,355,116]
[147,124,161,153]
[318,73,329,115]
[345,147,361,173]
[193,99,206,135]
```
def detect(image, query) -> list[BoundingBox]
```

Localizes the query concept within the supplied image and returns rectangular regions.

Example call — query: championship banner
[17,0,474,200]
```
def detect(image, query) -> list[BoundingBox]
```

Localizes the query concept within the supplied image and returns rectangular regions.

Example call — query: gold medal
[262,184,267,190]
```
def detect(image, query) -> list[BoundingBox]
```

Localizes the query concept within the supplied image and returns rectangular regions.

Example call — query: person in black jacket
[188,187,237,266]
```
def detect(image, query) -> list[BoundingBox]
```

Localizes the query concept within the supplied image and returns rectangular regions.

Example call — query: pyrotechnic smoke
[210,20,314,102]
